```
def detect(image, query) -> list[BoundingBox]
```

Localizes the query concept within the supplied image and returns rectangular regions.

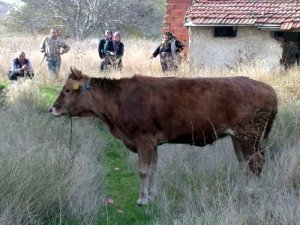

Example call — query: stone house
[164,0,300,72]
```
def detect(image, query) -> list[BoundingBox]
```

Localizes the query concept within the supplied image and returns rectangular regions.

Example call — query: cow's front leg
[137,164,150,206]
[148,147,158,200]
[136,142,156,206]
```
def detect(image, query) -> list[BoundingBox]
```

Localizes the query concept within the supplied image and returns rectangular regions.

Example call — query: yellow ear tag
[72,83,80,90]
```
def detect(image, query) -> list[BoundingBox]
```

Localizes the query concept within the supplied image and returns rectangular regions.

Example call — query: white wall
[189,27,283,73]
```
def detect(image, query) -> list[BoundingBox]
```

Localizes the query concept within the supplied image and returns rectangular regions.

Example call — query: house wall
[189,27,283,73]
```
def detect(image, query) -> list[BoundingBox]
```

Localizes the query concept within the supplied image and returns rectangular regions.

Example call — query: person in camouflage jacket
[40,28,70,75]
[151,31,184,73]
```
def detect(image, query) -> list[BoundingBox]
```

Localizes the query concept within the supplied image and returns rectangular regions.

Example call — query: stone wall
[189,27,283,73]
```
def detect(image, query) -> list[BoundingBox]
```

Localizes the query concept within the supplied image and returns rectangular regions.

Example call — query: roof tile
[185,0,300,30]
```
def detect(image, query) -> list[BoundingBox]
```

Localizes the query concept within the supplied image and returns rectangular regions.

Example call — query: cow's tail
[263,109,277,140]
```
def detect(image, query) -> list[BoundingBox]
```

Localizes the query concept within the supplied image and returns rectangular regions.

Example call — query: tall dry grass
[0,35,165,83]
[152,137,300,225]
[0,79,106,224]
[1,35,300,224]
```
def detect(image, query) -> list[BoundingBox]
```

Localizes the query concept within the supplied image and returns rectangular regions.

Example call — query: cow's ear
[69,67,83,80]
[72,83,81,91]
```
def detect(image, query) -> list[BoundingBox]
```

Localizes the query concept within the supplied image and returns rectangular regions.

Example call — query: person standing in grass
[104,32,124,70]
[7,51,34,81]
[98,29,113,71]
[40,28,70,75]
[151,31,184,73]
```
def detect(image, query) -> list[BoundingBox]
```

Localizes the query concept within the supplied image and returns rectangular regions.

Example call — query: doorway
[273,31,300,69]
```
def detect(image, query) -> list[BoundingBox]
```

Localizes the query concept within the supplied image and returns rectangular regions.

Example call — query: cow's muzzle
[49,106,63,116]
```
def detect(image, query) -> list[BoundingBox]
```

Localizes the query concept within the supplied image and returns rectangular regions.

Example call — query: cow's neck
[88,77,121,124]
[96,77,121,95]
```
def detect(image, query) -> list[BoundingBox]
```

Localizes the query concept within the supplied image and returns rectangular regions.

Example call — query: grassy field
[0,36,299,225]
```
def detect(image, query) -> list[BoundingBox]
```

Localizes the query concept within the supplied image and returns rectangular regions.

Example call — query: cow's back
[115,76,277,146]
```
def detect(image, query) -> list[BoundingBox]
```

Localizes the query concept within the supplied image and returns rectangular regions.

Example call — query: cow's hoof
[149,191,158,200]
[137,198,150,206]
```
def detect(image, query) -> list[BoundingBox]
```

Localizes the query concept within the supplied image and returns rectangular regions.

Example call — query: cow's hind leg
[232,137,265,176]
[231,136,249,174]
[136,140,156,206]
[232,109,270,175]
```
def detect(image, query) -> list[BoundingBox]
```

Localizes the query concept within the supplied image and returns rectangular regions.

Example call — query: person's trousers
[47,59,61,75]
[8,71,34,81]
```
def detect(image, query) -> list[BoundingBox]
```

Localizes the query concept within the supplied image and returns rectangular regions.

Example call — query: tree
[4,0,164,39]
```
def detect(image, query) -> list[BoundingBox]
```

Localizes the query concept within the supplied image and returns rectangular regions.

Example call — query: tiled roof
[185,0,300,30]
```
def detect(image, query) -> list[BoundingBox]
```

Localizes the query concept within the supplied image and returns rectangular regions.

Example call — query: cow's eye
[65,89,71,93]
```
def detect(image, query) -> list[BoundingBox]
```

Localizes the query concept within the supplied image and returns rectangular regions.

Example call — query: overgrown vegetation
[0,80,106,224]
[0,37,299,224]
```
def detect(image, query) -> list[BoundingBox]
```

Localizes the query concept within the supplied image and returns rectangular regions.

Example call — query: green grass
[0,82,62,105]
[97,129,158,225]
[41,85,63,104]
[0,82,6,89]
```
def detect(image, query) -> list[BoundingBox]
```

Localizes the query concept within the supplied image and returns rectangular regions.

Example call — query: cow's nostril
[49,107,53,112]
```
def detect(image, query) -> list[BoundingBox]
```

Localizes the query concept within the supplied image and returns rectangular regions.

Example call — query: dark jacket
[104,40,124,58]
[8,58,33,75]
[98,38,112,59]
[152,39,184,58]
[8,57,34,80]
[13,58,30,68]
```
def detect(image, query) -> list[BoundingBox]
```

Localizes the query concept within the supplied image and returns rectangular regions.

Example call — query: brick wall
[164,0,193,55]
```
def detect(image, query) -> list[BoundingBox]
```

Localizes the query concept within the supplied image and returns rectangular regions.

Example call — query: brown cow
[50,68,278,205]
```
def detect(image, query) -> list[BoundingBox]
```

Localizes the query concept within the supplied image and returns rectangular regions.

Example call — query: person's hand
[22,65,28,71]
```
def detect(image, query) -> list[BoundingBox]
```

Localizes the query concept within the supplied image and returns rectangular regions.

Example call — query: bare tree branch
[6,0,164,39]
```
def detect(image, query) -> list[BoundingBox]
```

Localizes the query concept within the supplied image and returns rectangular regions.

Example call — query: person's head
[163,31,174,41]
[50,28,58,39]
[104,30,113,39]
[113,32,121,42]
[17,51,26,63]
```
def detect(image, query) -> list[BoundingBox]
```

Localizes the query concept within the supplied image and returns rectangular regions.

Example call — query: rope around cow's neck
[54,78,92,169]
[69,113,74,157]
[52,102,75,164]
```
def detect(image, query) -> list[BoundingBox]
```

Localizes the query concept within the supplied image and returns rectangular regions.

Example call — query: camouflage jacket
[40,36,70,61]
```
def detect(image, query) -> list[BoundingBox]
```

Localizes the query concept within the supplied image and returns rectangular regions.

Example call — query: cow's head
[50,67,92,117]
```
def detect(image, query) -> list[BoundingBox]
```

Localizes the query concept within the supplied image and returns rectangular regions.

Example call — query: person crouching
[8,51,34,81]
